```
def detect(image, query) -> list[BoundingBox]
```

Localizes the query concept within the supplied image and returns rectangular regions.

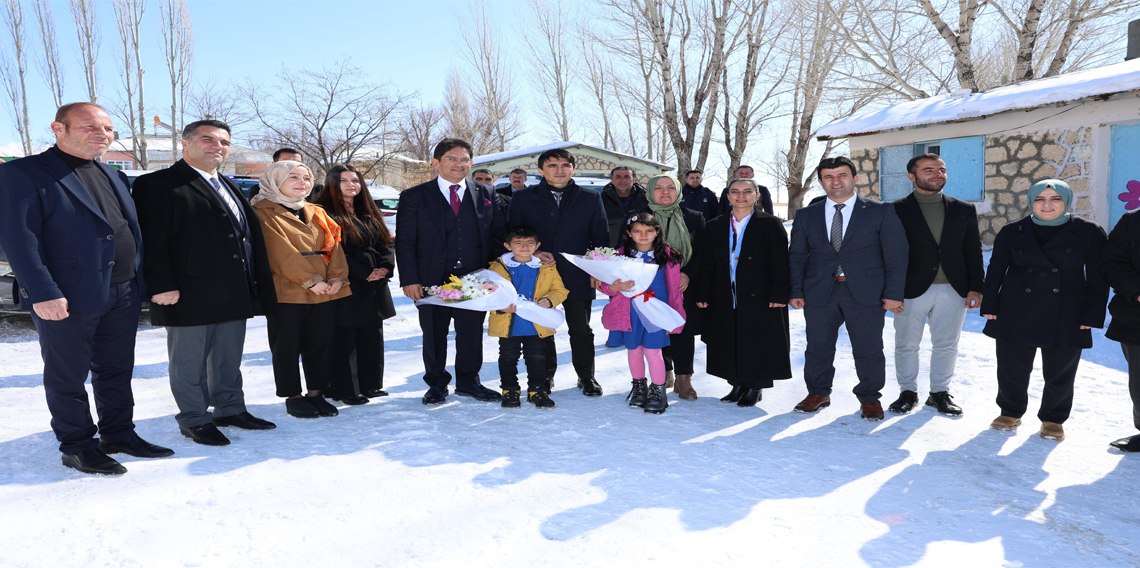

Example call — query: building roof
[473,141,671,170]
[816,59,1140,140]
[108,135,272,163]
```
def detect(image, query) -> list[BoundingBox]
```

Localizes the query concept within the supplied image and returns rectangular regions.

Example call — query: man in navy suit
[0,102,173,474]
[396,138,506,405]
[788,156,908,421]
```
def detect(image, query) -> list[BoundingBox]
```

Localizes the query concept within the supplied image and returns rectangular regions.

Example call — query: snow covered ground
[1,279,1138,568]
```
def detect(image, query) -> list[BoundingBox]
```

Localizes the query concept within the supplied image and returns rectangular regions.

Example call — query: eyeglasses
[441,156,472,164]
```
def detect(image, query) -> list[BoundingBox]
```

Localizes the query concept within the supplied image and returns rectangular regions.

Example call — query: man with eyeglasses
[396,138,507,405]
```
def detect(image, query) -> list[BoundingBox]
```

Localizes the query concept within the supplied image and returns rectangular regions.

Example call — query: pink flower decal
[1119,180,1140,210]
[484,198,492,207]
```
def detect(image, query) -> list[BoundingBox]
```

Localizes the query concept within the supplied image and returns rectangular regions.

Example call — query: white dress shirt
[436,176,467,204]
[189,163,243,221]
[823,196,855,241]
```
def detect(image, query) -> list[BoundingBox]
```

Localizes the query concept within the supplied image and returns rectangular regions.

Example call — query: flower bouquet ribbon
[416,269,518,312]
[560,249,684,333]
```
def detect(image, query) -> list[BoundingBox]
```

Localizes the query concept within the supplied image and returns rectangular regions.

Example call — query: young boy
[488,226,569,408]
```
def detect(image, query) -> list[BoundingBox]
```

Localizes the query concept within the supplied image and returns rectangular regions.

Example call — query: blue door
[1109,122,1140,230]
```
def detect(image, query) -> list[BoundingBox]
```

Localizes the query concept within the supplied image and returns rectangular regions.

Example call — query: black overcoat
[1100,209,1140,344]
[892,192,985,299]
[693,212,791,387]
[329,214,396,327]
[981,216,1108,349]
[132,159,277,326]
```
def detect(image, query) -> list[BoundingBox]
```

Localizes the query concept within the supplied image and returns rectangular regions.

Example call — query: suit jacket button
[1018,250,1023,254]
[108,261,115,266]
[233,255,239,259]
[1066,248,1072,253]
[1025,288,1031,292]
[1053,288,1060,293]
[106,235,114,240]
[1027,268,1033,272]
[228,234,235,238]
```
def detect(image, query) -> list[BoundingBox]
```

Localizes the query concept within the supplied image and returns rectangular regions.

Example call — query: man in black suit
[888,154,984,416]
[718,165,773,215]
[508,149,609,396]
[133,119,279,446]
[0,102,173,474]
[396,138,506,404]
[788,156,908,421]
[680,169,719,222]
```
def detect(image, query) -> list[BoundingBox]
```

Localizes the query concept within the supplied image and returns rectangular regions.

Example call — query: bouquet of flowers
[416,269,518,312]
[561,248,684,332]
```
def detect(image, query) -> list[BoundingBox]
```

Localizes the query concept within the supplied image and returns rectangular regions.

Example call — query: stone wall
[852,127,1094,246]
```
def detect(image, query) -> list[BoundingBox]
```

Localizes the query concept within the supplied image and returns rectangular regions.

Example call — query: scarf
[1027,179,1073,227]
[309,205,342,265]
[645,174,692,265]
[250,161,309,211]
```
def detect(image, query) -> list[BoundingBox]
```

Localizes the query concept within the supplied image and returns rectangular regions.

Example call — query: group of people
[2,102,1139,477]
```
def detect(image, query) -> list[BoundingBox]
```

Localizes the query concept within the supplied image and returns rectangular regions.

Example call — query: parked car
[225,175,261,199]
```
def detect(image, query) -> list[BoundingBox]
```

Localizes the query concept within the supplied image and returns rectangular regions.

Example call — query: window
[106,160,133,170]
[878,135,985,202]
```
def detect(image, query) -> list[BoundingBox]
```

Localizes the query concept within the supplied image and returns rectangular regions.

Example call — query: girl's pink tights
[627,346,666,385]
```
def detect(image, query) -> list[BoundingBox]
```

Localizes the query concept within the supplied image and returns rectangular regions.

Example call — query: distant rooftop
[474,141,671,169]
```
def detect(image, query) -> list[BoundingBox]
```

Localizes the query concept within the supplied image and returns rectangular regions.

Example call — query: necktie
[449,184,461,216]
[831,203,845,276]
[210,177,243,222]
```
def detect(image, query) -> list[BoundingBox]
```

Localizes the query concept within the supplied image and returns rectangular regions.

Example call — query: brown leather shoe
[861,401,885,421]
[794,394,831,413]
[673,374,698,400]
[1040,421,1065,441]
[990,415,1022,431]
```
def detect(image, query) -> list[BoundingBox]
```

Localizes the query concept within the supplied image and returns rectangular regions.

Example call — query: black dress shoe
[736,388,762,407]
[99,435,175,458]
[1110,434,1140,452]
[720,385,745,403]
[62,449,127,475]
[362,388,389,398]
[332,394,370,406]
[213,412,277,430]
[306,395,339,416]
[287,397,320,418]
[577,377,603,397]
[889,390,919,414]
[422,387,448,405]
[925,391,963,416]
[455,383,503,401]
[181,423,231,446]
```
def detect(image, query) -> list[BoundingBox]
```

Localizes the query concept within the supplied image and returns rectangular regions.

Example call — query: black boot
[643,382,668,414]
[888,390,919,414]
[925,391,963,416]
[501,390,521,408]
[627,378,648,407]
[528,390,556,409]
[737,388,762,407]
[720,384,745,403]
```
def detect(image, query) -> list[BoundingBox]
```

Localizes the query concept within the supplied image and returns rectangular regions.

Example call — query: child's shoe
[644,382,668,414]
[528,390,556,409]
[502,390,521,408]
[627,378,648,408]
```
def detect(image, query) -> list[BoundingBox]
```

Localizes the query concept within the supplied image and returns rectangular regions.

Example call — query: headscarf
[1027,179,1073,227]
[253,161,342,264]
[645,174,692,265]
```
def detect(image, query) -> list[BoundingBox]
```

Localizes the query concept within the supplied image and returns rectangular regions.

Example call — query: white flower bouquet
[561,249,684,332]
[416,269,518,312]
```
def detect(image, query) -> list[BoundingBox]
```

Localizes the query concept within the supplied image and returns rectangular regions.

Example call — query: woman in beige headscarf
[252,161,351,419]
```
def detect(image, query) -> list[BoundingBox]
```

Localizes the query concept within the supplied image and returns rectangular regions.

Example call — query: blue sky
[3,0,527,150]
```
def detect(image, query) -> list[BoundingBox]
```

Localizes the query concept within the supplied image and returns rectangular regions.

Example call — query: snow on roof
[816,59,1140,140]
[473,141,671,169]
[109,135,271,162]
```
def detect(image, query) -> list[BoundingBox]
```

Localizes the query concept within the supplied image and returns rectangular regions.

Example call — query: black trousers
[266,302,337,397]
[544,299,595,381]
[995,338,1082,424]
[662,331,696,375]
[499,336,547,391]
[418,304,486,390]
[329,325,384,397]
[803,282,886,403]
[1120,343,1140,431]
[31,280,141,454]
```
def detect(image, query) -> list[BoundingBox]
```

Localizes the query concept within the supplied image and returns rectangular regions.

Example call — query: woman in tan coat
[252,161,351,419]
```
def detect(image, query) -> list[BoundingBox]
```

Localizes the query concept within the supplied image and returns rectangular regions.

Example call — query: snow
[474,141,670,169]
[816,59,1140,140]
[1,270,1138,567]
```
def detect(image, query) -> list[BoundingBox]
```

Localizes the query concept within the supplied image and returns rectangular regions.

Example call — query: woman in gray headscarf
[981,179,1108,441]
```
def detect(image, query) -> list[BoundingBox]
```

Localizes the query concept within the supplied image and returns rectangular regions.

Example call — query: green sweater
[915,191,950,285]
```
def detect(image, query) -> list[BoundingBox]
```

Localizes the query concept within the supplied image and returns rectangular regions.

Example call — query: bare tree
[524,0,575,141]
[575,33,615,149]
[589,0,662,156]
[111,0,148,169]
[440,68,497,154]
[246,61,407,177]
[459,1,523,152]
[187,78,251,128]
[398,104,445,162]
[1,0,32,156]
[31,0,63,108]
[70,0,100,103]
[158,0,193,160]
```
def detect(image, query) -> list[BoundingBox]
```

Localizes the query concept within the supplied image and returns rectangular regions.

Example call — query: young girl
[599,212,687,414]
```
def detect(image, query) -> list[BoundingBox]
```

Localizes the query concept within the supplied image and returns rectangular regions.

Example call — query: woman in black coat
[641,174,706,400]
[1097,209,1140,452]
[981,179,1108,441]
[694,179,791,407]
[315,165,396,405]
